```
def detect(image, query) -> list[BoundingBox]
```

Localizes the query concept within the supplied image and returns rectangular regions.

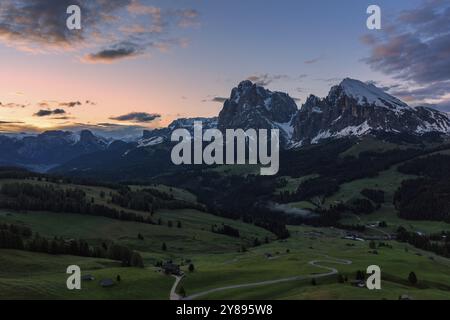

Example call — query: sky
[0,0,449,138]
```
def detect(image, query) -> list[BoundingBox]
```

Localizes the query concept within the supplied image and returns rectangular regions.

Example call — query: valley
[1,139,450,300]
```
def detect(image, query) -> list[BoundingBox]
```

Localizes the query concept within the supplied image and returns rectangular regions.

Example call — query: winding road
[169,275,184,300]
[169,256,352,300]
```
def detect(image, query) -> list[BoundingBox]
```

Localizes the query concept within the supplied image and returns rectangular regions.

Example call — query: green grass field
[275,174,319,194]
[0,209,272,257]
[340,205,450,234]
[324,166,416,207]
[1,176,450,300]
[0,249,172,300]
[2,223,450,300]
[179,225,450,300]
[208,164,261,176]
[130,184,198,203]
[340,137,407,158]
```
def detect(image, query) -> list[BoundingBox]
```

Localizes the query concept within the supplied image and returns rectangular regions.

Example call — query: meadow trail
[170,256,352,300]
[170,275,185,300]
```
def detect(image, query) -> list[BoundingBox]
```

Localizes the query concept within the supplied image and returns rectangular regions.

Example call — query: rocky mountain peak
[328,78,410,111]
[79,130,96,142]
[292,78,450,146]
[218,80,298,145]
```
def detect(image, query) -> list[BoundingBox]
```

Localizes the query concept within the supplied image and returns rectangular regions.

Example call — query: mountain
[139,117,218,147]
[291,78,450,146]
[218,80,298,146]
[0,130,109,171]
[2,78,450,177]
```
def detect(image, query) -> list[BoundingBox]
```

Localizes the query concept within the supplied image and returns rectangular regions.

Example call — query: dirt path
[169,275,184,300]
[172,256,352,301]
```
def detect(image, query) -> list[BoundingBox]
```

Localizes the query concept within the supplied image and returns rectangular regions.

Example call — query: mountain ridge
[1,78,449,172]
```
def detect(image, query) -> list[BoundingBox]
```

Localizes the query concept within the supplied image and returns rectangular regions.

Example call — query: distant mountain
[139,117,218,147]
[0,130,109,171]
[291,78,450,146]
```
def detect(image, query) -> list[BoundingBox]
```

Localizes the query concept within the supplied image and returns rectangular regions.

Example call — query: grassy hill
[3,223,450,300]
[0,249,172,300]
[2,136,450,300]
[179,225,450,300]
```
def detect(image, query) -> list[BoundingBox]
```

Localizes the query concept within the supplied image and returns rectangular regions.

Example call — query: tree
[408,272,418,285]
[116,275,121,282]
[369,241,377,250]
[356,270,365,281]
[131,252,144,268]
[379,221,388,228]
[162,242,167,251]
[188,263,195,272]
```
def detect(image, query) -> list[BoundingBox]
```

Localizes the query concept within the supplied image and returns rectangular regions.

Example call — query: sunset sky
[0,0,449,137]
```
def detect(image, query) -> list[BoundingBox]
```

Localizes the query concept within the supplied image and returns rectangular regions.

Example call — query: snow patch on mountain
[340,78,409,112]
[310,121,373,144]
[137,136,164,148]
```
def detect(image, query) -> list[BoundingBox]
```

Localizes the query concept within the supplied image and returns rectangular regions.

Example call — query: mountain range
[1,78,449,174]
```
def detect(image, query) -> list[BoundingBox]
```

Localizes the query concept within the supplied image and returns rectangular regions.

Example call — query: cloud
[304,57,321,64]
[38,100,93,108]
[34,109,66,117]
[61,122,151,140]
[59,101,82,107]
[390,81,450,101]
[316,77,343,85]
[362,0,450,107]
[83,42,142,63]
[201,95,229,103]
[0,102,26,108]
[0,121,24,124]
[268,202,318,218]
[0,122,41,133]
[247,74,290,87]
[434,98,450,112]
[52,116,74,120]
[0,0,200,62]
[176,9,201,28]
[110,112,161,123]
[0,0,130,51]
[211,97,228,103]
